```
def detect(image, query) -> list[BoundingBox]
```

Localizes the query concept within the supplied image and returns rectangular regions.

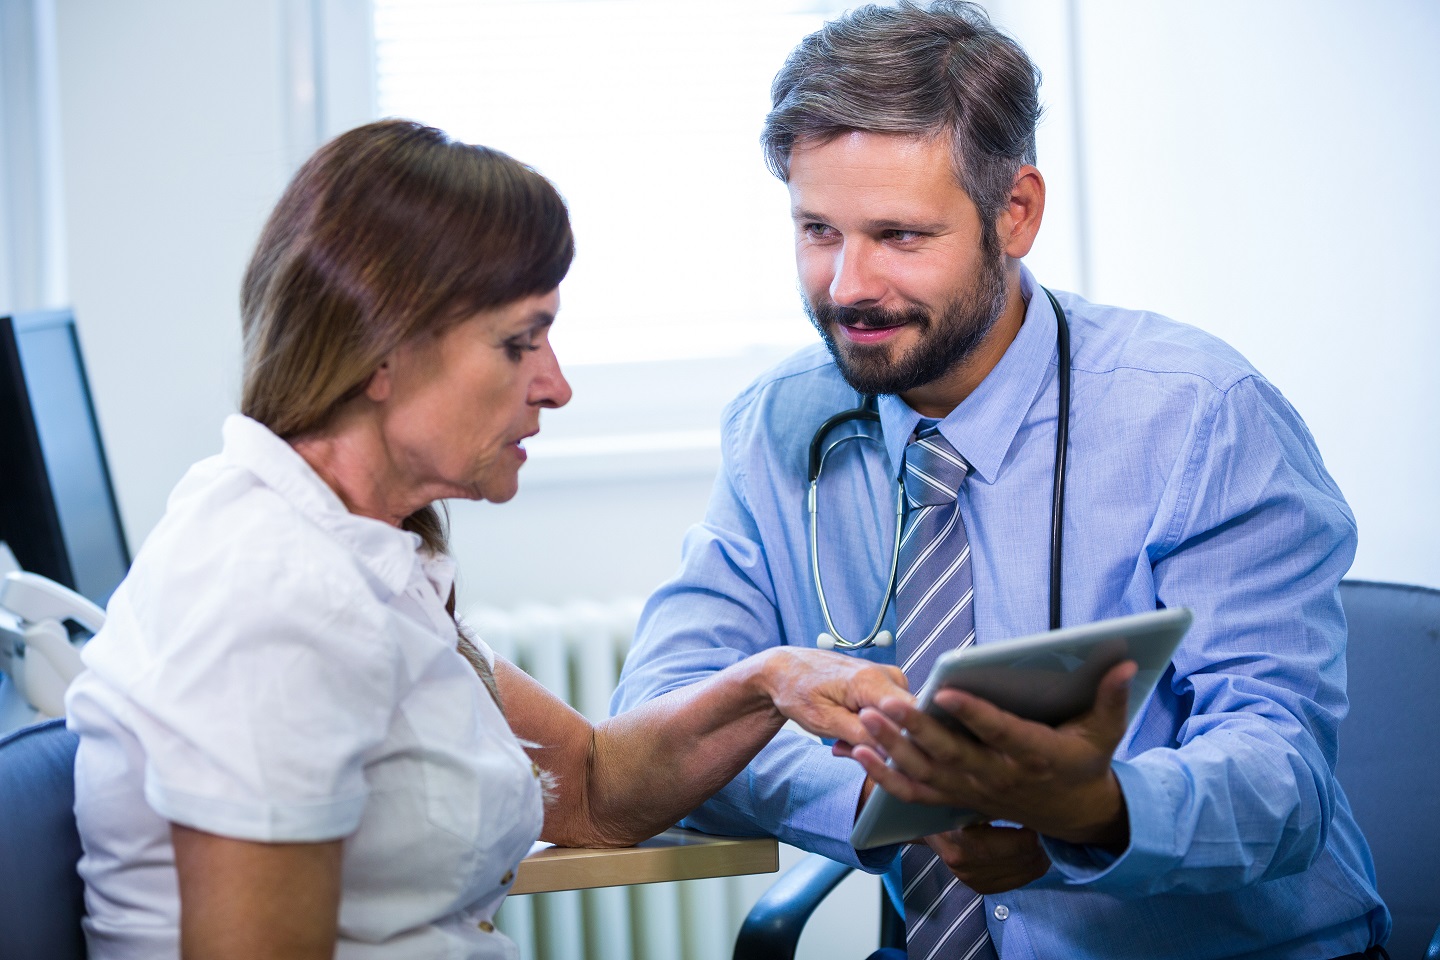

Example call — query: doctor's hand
[924,823,1051,894]
[844,660,1137,848]
[753,648,910,752]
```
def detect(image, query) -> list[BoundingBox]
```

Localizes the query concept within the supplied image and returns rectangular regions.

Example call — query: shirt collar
[878,264,1056,484]
[220,414,434,600]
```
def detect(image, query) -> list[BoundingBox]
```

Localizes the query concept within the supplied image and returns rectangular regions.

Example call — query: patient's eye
[504,336,541,362]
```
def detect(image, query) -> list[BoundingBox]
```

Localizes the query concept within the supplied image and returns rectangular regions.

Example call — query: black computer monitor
[0,310,130,606]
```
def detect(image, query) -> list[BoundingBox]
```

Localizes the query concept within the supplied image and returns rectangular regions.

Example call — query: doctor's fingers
[850,710,985,807]
[925,659,1137,765]
[925,824,1051,894]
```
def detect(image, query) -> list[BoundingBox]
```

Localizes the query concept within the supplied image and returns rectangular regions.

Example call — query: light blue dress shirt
[612,267,1388,958]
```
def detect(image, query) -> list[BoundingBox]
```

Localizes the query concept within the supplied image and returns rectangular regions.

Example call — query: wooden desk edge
[511,829,779,895]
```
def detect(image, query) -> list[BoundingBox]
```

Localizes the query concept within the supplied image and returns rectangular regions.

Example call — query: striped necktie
[896,423,998,960]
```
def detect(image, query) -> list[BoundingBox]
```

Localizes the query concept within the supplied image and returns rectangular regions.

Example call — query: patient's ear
[363,362,391,403]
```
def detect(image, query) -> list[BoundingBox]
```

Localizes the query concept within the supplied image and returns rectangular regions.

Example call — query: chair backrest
[0,717,87,960]
[1335,579,1440,960]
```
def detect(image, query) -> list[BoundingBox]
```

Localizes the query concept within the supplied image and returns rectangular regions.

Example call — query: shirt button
[501,871,514,885]
[478,920,495,933]
[993,904,1010,921]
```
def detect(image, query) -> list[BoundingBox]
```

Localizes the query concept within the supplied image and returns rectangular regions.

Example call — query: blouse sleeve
[92,538,404,843]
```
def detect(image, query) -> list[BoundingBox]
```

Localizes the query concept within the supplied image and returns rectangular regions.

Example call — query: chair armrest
[733,853,854,960]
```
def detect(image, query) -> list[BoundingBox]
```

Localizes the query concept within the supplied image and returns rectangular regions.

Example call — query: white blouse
[66,415,543,960]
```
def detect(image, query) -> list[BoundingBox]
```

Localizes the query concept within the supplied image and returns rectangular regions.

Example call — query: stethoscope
[807,287,1071,649]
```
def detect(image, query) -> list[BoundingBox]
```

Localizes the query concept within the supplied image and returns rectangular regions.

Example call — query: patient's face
[380,289,570,505]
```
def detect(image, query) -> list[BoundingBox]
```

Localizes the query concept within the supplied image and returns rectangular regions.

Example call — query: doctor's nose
[828,243,885,308]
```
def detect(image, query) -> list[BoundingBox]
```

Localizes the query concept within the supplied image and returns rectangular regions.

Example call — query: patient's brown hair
[240,119,574,701]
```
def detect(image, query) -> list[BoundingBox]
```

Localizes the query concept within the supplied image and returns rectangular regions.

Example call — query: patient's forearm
[498,653,783,847]
[497,648,906,848]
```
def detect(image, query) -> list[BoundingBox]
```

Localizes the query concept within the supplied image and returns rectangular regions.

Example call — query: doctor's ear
[996,164,1045,260]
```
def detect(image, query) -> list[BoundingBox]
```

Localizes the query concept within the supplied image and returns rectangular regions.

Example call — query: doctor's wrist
[1047,770,1130,850]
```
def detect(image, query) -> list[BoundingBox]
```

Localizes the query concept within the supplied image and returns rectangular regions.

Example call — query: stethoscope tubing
[1044,286,1070,633]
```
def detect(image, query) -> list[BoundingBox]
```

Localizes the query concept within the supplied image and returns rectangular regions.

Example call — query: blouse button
[478,920,495,933]
[501,870,515,885]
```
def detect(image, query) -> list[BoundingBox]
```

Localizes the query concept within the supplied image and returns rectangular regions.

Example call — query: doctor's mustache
[808,300,932,332]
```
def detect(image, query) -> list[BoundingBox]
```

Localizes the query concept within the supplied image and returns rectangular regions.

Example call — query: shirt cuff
[1040,758,1179,892]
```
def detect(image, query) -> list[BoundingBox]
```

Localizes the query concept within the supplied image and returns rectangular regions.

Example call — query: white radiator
[464,599,780,960]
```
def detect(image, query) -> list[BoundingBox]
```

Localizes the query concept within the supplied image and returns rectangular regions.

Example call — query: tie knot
[903,427,969,506]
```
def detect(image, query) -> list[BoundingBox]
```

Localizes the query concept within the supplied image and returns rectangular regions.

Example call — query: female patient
[65,119,906,959]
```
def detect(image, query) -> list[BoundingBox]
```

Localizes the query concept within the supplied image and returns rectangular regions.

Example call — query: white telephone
[0,569,106,719]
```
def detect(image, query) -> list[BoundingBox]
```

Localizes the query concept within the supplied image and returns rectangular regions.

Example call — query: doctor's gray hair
[761,0,1041,230]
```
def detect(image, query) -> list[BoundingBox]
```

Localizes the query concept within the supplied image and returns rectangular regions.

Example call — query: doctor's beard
[805,251,1009,398]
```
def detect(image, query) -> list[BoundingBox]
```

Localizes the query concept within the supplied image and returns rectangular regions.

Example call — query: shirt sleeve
[1042,374,1357,896]
[109,544,403,843]
[611,452,894,871]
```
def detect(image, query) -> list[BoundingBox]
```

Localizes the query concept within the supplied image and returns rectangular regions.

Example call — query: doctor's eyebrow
[790,208,947,235]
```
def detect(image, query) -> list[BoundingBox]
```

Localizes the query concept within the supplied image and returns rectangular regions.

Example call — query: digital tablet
[850,607,1193,850]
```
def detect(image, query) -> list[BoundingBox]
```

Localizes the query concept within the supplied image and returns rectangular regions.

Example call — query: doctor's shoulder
[1066,294,1262,395]
[719,343,857,460]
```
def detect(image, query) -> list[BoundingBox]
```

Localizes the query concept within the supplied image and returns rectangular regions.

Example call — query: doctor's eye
[881,229,922,244]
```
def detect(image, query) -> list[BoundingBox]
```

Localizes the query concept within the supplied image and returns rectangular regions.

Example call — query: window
[371,1,851,480]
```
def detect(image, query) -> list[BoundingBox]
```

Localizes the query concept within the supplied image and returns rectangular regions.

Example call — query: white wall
[1070,0,1440,590]
[53,0,292,554]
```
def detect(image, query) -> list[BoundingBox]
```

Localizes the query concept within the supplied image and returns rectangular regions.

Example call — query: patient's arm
[171,824,342,960]
[497,647,908,848]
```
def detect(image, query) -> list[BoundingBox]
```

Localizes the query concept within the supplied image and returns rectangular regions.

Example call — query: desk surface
[511,828,779,895]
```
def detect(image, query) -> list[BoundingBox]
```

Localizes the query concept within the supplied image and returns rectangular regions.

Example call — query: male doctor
[613,2,1388,957]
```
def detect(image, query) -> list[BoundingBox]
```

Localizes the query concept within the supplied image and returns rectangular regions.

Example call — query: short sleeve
[87,523,404,843]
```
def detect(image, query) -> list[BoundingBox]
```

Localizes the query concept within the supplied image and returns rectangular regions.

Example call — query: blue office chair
[1334,580,1440,960]
[0,718,88,960]
[735,579,1440,960]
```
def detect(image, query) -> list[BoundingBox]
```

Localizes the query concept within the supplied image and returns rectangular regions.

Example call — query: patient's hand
[755,648,910,749]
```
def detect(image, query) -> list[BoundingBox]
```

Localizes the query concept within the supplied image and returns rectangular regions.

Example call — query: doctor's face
[380,289,571,505]
[788,132,1008,398]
